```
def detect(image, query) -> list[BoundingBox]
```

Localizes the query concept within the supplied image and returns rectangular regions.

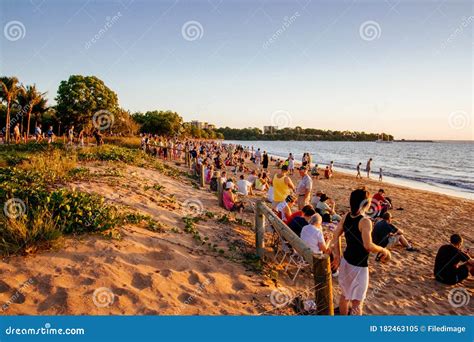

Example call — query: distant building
[189,121,216,130]
[263,126,278,134]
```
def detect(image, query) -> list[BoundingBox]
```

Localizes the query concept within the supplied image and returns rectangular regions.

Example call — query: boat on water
[376,133,393,143]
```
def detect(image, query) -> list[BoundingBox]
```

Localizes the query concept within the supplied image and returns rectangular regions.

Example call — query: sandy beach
[0,145,472,315]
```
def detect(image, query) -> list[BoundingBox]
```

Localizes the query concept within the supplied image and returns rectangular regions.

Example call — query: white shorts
[338,258,369,301]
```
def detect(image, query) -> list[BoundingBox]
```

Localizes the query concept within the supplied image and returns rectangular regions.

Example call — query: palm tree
[0,76,23,143]
[17,84,47,138]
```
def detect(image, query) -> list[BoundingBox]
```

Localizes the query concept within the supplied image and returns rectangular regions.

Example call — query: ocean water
[224,140,474,200]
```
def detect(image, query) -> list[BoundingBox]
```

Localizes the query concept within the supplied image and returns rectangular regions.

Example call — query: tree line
[1,75,393,141]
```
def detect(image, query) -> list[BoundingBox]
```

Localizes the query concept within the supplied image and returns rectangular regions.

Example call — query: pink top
[223,191,234,211]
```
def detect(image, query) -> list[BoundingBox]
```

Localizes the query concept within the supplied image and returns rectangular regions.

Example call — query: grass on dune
[0,139,169,255]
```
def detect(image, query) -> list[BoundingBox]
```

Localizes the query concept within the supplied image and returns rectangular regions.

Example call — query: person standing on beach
[356,162,362,178]
[296,166,313,210]
[330,188,391,315]
[255,148,262,168]
[288,153,295,175]
[379,168,383,181]
[68,126,74,146]
[366,158,372,178]
[262,151,269,171]
[271,165,295,208]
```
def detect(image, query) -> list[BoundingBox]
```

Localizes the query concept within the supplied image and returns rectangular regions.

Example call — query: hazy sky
[0,0,472,140]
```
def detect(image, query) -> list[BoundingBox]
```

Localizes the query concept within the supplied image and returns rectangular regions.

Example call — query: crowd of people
[1,123,105,146]
[139,137,473,314]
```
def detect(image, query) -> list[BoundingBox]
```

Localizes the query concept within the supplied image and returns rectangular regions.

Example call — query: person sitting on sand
[372,212,418,253]
[311,190,324,208]
[316,194,341,221]
[271,165,295,208]
[330,188,391,316]
[434,234,473,285]
[276,195,296,224]
[210,171,220,192]
[324,166,332,179]
[301,213,329,254]
[254,172,269,191]
[311,164,320,177]
[237,174,253,196]
[372,189,392,217]
[287,205,316,237]
[223,185,244,213]
[247,170,258,187]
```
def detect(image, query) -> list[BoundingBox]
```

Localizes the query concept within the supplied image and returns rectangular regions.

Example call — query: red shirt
[286,210,303,225]
[372,193,386,210]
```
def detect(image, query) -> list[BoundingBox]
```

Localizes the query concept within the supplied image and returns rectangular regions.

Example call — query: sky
[0,0,472,140]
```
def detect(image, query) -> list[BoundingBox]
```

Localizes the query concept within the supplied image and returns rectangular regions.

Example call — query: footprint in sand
[35,275,53,296]
[0,280,11,293]
[80,277,95,286]
[37,287,68,313]
[111,286,140,304]
[160,269,172,277]
[188,272,200,285]
[131,272,153,290]
[232,281,247,292]
[149,251,174,261]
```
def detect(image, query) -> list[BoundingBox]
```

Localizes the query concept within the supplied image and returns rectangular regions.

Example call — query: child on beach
[356,162,362,178]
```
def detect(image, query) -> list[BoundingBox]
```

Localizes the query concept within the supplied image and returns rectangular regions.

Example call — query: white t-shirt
[237,179,251,195]
[301,224,325,254]
[276,201,289,221]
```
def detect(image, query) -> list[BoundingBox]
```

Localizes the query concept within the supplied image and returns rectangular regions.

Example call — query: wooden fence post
[200,164,205,187]
[185,151,190,167]
[255,201,265,258]
[217,179,224,208]
[313,253,334,315]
